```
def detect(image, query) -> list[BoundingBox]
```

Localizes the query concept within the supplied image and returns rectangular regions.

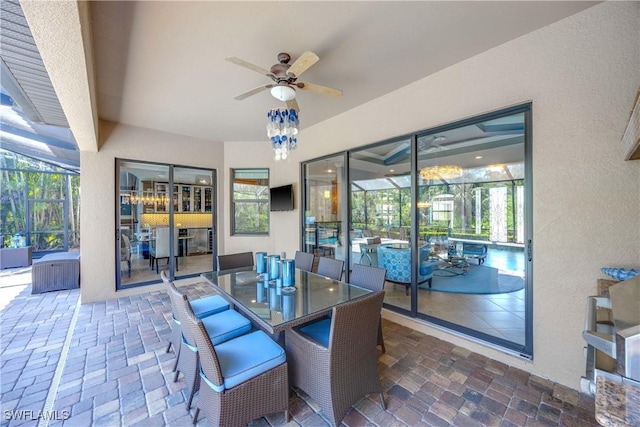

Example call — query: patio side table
[31,252,80,294]
[0,246,32,269]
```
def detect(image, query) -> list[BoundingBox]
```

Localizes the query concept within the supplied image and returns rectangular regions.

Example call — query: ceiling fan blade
[234,84,272,100]
[286,99,300,112]
[225,57,272,77]
[297,82,342,97]
[287,51,319,78]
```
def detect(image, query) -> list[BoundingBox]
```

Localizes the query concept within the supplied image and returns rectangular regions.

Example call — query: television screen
[270,184,294,211]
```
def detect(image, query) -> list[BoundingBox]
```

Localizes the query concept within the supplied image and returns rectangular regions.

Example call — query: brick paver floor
[0,274,599,426]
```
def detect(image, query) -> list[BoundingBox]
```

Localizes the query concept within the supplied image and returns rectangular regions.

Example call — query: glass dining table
[201,268,372,335]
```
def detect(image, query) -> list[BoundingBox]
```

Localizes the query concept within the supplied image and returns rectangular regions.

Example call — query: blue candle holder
[268,282,281,311]
[281,259,295,286]
[282,287,296,321]
[268,255,281,280]
[256,252,267,273]
[256,282,265,303]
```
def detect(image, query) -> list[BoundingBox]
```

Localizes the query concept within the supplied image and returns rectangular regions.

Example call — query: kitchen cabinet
[180,186,191,212]
[193,187,202,212]
[204,188,212,212]
[191,186,210,212]
[142,182,213,213]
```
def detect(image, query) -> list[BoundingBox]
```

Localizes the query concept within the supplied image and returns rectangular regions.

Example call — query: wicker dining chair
[166,280,251,410]
[350,263,387,353]
[294,251,315,272]
[217,251,254,271]
[183,305,289,427]
[285,291,386,426]
[161,271,230,370]
[316,257,344,281]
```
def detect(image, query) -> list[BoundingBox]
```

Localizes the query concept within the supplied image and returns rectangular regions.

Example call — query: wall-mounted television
[270,184,294,211]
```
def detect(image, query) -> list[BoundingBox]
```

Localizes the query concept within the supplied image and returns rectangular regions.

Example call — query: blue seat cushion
[298,317,331,347]
[190,294,230,318]
[419,261,437,277]
[213,331,286,390]
[200,309,251,345]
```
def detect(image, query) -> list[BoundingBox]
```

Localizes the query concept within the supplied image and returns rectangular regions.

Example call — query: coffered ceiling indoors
[2,1,600,167]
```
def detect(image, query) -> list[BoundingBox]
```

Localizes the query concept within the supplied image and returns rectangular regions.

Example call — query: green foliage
[351,180,524,245]
[233,202,269,234]
[1,150,80,249]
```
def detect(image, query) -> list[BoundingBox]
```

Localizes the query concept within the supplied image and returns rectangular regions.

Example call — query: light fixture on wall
[323,190,331,199]
[195,175,211,185]
[419,165,463,180]
[267,108,299,161]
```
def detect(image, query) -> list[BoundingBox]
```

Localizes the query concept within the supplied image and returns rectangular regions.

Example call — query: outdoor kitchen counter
[595,375,640,427]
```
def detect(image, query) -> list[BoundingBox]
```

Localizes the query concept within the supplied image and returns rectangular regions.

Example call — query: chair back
[121,234,131,261]
[217,251,254,271]
[317,257,344,281]
[328,291,384,358]
[182,304,225,388]
[154,227,179,258]
[350,264,386,292]
[166,281,198,347]
[160,270,171,284]
[294,251,315,272]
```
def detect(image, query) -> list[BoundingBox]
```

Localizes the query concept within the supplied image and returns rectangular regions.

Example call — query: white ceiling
[89,1,598,143]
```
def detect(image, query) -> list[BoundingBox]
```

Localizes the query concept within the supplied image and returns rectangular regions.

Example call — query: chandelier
[121,192,168,205]
[419,165,463,180]
[267,108,299,161]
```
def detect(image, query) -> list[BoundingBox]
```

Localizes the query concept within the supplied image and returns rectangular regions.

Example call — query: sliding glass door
[415,112,528,348]
[116,160,216,289]
[301,154,347,277]
[304,104,532,356]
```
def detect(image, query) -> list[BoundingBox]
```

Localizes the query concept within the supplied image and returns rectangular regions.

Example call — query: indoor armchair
[377,244,438,295]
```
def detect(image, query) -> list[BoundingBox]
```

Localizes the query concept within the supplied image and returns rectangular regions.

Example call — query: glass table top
[201,268,372,334]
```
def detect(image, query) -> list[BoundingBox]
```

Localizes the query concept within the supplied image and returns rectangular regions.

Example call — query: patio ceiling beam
[20,1,99,152]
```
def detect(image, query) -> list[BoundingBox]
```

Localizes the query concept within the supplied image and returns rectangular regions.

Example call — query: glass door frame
[300,103,533,357]
[299,152,350,277]
[115,159,217,290]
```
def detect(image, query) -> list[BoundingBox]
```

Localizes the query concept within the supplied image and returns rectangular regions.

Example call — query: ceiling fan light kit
[227,51,342,161]
[270,85,296,101]
[226,51,342,109]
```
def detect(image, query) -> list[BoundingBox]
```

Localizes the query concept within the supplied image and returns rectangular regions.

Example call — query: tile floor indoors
[0,269,598,427]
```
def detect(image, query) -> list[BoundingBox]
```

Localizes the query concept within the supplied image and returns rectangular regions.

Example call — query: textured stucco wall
[80,121,225,303]
[221,141,300,259]
[240,1,639,389]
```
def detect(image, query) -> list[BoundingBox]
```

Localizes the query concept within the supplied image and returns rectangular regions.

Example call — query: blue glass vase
[281,259,295,286]
[256,252,267,273]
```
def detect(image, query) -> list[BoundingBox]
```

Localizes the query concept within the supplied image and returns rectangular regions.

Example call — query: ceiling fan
[225,51,342,111]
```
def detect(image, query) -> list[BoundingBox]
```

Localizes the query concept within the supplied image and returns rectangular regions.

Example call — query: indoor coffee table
[435,254,470,275]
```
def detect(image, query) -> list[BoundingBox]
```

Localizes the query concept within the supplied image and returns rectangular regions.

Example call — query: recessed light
[475,156,483,159]
[327,169,333,173]
[390,169,395,172]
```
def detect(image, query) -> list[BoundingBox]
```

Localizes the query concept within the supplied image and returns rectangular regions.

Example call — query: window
[231,169,269,235]
[1,149,80,253]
